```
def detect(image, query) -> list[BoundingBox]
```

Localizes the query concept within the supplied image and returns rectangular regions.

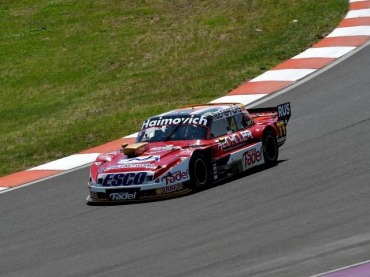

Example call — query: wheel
[262,129,278,166]
[189,152,212,190]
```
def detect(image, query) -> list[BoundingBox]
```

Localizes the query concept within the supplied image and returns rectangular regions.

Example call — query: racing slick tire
[262,129,279,167]
[189,152,213,190]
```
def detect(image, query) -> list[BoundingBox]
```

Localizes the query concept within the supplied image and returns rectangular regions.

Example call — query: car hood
[95,143,190,175]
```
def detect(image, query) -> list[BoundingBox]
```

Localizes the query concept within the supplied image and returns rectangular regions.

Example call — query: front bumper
[86,183,191,203]
[88,156,192,203]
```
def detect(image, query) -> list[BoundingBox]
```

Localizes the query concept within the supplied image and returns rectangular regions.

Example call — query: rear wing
[248,102,291,125]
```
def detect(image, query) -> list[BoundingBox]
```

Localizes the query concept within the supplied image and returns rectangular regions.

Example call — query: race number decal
[276,121,286,136]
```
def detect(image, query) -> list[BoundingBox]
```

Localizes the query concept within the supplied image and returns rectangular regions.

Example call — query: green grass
[0,0,348,177]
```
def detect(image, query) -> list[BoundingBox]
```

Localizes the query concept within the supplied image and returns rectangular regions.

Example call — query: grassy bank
[0,0,347,177]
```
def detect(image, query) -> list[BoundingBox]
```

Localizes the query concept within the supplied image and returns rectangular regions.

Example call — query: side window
[234,112,253,130]
[227,116,238,132]
[210,118,229,138]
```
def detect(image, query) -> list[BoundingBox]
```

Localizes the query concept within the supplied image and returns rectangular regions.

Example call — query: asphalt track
[1,45,370,277]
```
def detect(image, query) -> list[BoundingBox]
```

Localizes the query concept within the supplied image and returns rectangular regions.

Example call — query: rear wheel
[189,152,212,190]
[262,129,278,166]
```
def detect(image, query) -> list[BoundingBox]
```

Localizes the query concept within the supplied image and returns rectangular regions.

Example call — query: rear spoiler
[248,102,291,124]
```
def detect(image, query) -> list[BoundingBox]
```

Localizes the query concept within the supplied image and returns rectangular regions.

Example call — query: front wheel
[262,129,279,166]
[189,152,212,190]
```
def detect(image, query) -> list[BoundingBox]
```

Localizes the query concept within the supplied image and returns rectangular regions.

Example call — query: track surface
[1,44,370,277]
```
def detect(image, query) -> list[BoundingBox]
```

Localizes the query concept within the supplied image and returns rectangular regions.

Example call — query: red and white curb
[1,0,370,192]
[212,0,370,105]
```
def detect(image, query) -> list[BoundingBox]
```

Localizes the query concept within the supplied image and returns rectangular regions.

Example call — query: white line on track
[310,259,370,277]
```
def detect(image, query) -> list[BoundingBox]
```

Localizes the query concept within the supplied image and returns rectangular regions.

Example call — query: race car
[86,102,291,203]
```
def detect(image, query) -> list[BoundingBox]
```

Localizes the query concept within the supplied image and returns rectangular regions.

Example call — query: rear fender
[249,102,291,145]
[252,126,278,142]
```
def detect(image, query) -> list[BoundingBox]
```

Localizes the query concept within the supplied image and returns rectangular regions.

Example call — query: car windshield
[137,124,208,142]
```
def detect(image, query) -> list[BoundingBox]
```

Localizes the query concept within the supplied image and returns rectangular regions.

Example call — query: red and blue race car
[87,102,291,203]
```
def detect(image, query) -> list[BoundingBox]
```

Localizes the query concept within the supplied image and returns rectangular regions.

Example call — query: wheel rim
[194,159,207,185]
[265,135,277,161]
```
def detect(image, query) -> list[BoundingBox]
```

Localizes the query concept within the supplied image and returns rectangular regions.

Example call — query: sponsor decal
[150,145,175,152]
[253,112,275,118]
[212,163,218,180]
[161,170,189,185]
[156,183,184,195]
[141,116,208,129]
[104,164,155,171]
[110,192,137,200]
[102,172,147,186]
[217,130,253,151]
[277,103,291,118]
[206,106,242,121]
[277,102,291,124]
[118,156,160,164]
[242,147,263,170]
